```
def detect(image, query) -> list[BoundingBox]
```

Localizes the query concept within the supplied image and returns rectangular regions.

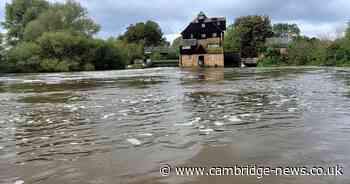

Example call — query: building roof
[190,11,225,23]
[181,12,226,36]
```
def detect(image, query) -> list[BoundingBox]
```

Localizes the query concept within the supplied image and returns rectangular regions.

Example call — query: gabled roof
[181,12,226,35]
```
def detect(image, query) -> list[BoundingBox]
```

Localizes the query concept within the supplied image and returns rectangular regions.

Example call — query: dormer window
[201,34,206,38]
[202,24,206,28]
[212,33,217,38]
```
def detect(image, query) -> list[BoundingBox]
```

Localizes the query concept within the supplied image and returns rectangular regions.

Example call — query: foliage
[287,36,328,66]
[0,0,126,73]
[171,36,183,56]
[23,0,100,41]
[92,39,126,70]
[260,36,331,67]
[119,20,166,47]
[234,15,274,57]
[150,52,163,60]
[0,33,4,61]
[273,23,301,37]
[258,47,285,67]
[5,42,41,72]
[39,59,70,72]
[224,24,241,52]
[112,39,144,65]
[2,0,49,45]
[326,38,350,66]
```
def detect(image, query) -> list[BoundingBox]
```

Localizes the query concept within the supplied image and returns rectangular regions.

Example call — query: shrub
[6,42,41,72]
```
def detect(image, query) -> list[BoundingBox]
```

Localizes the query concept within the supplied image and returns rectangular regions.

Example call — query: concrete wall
[180,54,224,67]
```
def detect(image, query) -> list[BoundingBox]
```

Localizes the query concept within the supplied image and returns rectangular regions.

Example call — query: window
[183,46,191,50]
[201,34,206,38]
[190,34,194,39]
[217,22,221,26]
[202,23,206,28]
[212,33,217,38]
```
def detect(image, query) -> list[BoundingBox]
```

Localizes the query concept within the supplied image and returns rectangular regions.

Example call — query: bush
[82,62,95,71]
[5,42,41,72]
[91,39,126,70]
[258,48,286,67]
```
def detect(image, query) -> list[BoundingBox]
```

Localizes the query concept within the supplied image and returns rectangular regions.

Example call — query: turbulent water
[0,67,350,184]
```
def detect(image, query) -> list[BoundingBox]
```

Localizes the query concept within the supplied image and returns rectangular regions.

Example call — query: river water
[0,67,350,184]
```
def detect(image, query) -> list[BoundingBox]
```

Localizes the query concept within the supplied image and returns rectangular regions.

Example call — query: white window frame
[201,34,206,38]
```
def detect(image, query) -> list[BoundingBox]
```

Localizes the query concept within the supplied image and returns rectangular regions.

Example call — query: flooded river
[0,67,350,184]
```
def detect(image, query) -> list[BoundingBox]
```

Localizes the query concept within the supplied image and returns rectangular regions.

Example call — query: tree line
[223,15,350,67]
[0,0,166,73]
[1,0,350,73]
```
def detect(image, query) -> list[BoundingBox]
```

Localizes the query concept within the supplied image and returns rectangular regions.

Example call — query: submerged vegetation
[1,0,350,73]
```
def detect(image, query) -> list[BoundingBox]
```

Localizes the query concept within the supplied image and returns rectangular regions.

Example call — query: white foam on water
[71,107,79,112]
[142,99,152,102]
[280,99,290,103]
[139,133,153,137]
[40,137,49,140]
[70,142,79,145]
[118,109,130,113]
[127,138,142,146]
[176,117,201,126]
[94,105,104,108]
[227,116,242,122]
[257,103,263,106]
[0,146,3,150]
[214,121,224,126]
[27,120,34,124]
[288,108,298,112]
[240,114,252,118]
[14,180,24,184]
[200,129,214,132]
[102,113,116,120]
[199,129,214,134]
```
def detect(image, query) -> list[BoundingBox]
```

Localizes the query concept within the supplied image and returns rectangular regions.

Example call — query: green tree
[171,36,183,56]
[36,31,94,68]
[224,24,241,52]
[5,42,41,72]
[287,36,328,66]
[2,0,49,44]
[273,23,301,37]
[234,15,273,57]
[92,39,126,70]
[120,20,165,47]
[327,38,350,66]
[0,33,4,57]
[23,0,100,41]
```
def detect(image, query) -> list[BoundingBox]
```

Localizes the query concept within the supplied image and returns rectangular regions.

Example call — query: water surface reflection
[0,67,350,183]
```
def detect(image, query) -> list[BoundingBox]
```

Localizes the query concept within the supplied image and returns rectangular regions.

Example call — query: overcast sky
[1,0,349,42]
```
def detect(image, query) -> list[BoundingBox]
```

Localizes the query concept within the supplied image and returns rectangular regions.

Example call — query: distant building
[179,12,226,67]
